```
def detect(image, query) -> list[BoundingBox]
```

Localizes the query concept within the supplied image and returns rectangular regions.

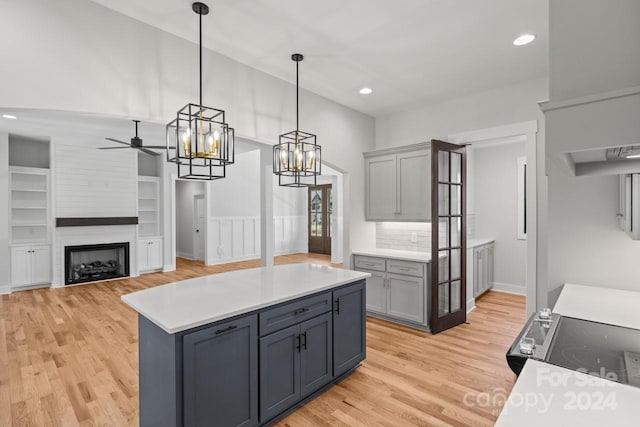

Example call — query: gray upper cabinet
[333,281,366,377]
[183,315,258,427]
[364,143,431,222]
[365,154,397,220]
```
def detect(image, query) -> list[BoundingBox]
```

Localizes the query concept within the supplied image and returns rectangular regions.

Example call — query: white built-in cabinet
[472,242,494,298]
[10,245,51,288]
[138,238,163,273]
[137,172,163,274]
[364,143,431,222]
[8,136,52,289]
[354,255,430,329]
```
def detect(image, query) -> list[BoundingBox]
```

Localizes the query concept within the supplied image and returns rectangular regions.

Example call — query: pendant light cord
[199,11,203,106]
[296,59,299,133]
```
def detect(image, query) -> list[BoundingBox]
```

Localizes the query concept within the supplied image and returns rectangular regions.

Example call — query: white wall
[176,180,204,259]
[544,0,640,303]
[376,78,547,149]
[0,0,376,266]
[549,0,640,102]
[204,150,308,264]
[472,141,526,292]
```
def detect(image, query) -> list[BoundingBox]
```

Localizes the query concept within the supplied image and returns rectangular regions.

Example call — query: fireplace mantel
[56,217,138,227]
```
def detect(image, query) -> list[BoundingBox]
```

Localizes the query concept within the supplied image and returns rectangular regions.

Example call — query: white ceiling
[89,0,548,117]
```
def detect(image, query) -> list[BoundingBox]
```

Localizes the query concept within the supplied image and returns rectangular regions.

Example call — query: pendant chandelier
[273,54,321,187]
[166,2,234,180]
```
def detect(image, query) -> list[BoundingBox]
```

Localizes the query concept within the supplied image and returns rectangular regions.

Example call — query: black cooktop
[545,317,640,388]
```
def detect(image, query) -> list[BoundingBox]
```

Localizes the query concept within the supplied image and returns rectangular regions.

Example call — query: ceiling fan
[100,120,166,156]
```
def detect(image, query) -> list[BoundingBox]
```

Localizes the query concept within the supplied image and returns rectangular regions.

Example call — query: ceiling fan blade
[105,137,131,146]
[99,146,131,150]
[139,148,160,156]
[143,145,173,149]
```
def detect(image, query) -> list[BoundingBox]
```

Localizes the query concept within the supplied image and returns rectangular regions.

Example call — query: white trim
[363,141,431,158]
[177,252,194,260]
[539,85,640,112]
[448,121,537,144]
[449,120,538,316]
[491,282,526,296]
[466,297,476,313]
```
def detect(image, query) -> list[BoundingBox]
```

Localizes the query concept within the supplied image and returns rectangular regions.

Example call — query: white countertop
[553,283,640,330]
[495,359,640,426]
[351,248,431,262]
[467,237,495,248]
[121,264,370,334]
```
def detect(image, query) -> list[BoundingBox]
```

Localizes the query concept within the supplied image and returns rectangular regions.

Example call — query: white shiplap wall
[54,140,137,217]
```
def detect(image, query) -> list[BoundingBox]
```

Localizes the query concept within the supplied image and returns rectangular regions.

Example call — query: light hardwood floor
[0,254,526,426]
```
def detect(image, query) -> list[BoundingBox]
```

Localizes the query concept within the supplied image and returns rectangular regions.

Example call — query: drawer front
[387,259,425,278]
[259,292,332,336]
[353,255,386,272]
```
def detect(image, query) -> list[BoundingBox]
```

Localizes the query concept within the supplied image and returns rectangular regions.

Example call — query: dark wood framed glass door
[308,184,332,255]
[431,140,466,333]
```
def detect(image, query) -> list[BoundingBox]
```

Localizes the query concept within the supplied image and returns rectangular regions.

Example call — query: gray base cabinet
[259,312,333,423]
[183,316,258,427]
[473,242,495,298]
[354,255,430,330]
[333,284,366,377]
[138,280,365,427]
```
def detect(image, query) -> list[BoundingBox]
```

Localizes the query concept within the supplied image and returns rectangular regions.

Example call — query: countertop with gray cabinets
[352,249,432,331]
[122,264,369,427]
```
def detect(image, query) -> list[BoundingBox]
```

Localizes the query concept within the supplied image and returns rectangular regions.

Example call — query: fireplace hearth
[65,242,130,285]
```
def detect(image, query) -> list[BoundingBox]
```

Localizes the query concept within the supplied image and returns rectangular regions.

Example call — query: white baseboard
[177,252,194,260]
[492,281,526,296]
[0,287,11,295]
[466,297,476,313]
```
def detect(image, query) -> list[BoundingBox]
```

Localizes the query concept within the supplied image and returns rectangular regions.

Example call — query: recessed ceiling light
[2,114,17,120]
[359,87,373,95]
[513,34,535,46]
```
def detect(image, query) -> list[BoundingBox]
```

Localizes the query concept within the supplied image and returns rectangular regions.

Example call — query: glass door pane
[431,140,466,334]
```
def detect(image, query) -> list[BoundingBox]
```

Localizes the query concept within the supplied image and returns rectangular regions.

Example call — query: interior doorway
[175,180,205,261]
[308,184,332,255]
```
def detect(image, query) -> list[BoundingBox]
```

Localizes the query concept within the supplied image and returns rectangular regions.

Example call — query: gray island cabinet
[121,264,370,427]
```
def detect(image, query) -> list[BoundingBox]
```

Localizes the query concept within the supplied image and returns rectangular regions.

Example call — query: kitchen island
[122,264,370,427]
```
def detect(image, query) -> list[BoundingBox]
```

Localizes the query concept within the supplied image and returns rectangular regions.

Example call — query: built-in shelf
[138,176,161,237]
[9,167,50,244]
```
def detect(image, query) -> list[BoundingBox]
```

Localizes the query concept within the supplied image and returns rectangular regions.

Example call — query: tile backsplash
[376,222,430,252]
[375,215,476,252]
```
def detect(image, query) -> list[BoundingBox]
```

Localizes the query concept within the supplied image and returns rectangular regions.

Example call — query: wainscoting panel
[207,216,307,265]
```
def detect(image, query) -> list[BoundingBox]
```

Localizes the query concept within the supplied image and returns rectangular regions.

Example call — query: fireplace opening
[65,242,130,285]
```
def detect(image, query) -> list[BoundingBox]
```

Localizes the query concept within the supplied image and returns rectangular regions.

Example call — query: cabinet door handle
[293,307,309,316]
[296,334,301,352]
[397,267,410,271]
[215,325,237,335]
[335,298,340,314]
[302,332,307,350]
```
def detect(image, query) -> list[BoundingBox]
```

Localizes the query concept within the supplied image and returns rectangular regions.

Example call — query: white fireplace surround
[53,224,137,287]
